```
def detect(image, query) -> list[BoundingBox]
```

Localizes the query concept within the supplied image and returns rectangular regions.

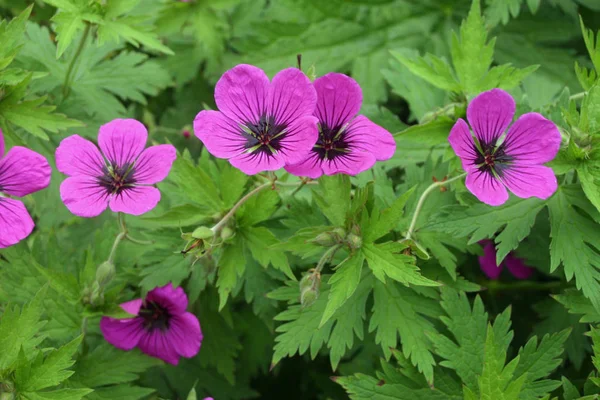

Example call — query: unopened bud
[90,281,104,306]
[192,226,214,240]
[95,261,115,287]
[220,226,234,241]
[312,232,337,247]
[346,233,362,250]
[300,288,319,308]
[332,227,346,238]
[299,271,320,308]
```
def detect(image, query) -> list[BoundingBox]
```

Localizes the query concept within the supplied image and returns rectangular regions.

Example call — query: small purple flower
[55,119,176,217]
[0,129,51,248]
[448,89,561,206]
[285,73,396,178]
[479,240,533,280]
[100,283,202,365]
[194,64,318,175]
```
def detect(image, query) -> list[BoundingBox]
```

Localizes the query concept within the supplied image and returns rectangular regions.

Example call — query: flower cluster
[194,64,396,177]
[0,129,51,248]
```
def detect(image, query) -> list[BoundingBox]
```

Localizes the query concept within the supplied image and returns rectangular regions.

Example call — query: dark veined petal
[194,110,247,159]
[60,176,110,218]
[56,135,105,177]
[100,316,145,351]
[502,112,561,165]
[132,144,177,185]
[344,115,396,161]
[214,64,269,123]
[108,186,161,216]
[465,169,509,206]
[0,146,51,197]
[448,118,479,172]
[501,164,558,200]
[267,68,317,126]
[467,89,515,144]
[314,73,362,129]
[0,198,34,248]
[98,119,148,167]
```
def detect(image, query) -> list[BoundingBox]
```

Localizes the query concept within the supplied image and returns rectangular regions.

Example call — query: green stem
[125,234,154,245]
[315,245,342,274]
[107,213,127,265]
[404,173,467,241]
[211,182,272,233]
[569,91,586,101]
[484,280,565,292]
[62,23,91,99]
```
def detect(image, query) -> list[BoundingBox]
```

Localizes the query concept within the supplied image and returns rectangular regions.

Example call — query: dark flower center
[242,114,287,156]
[138,301,171,332]
[314,123,350,161]
[98,163,136,195]
[474,140,513,177]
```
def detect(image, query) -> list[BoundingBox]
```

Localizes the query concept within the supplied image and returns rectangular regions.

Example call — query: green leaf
[219,163,249,208]
[0,286,47,370]
[216,237,246,310]
[580,16,600,76]
[313,175,351,226]
[394,118,455,147]
[364,186,416,242]
[20,388,93,400]
[548,186,600,312]
[15,335,82,392]
[242,226,294,280]
[428,197,545,265]
[52,11,87,58]
[451,0,493,94]
[390,50,461,92]
[238,188,280,227]
[369,280,440,384]
[0,5,32,70]
[579,85,600,135]
[320,252,364,327]
[362,243,439,287]
[578,158,600,213]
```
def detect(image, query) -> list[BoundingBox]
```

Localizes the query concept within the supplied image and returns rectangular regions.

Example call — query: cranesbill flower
[194,64,318,175]
[285,73,396,178]
[56,119,176,217]
[100,283,202,365]
[479,240,533,280]
[0,129,51,248]
[449,89,561,206]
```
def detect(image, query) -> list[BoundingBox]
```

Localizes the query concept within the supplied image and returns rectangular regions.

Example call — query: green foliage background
[1,0,600,399]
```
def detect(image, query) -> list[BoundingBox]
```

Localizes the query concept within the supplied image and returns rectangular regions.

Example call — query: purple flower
[479,240,533,280]
[0,129,51,248]
[448,89,561,206]
[55,119,177,217]
[193,64,318,175]
[100,283,202,365]
[285,73,396,178]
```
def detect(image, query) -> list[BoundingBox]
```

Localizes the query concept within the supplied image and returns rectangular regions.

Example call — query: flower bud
[300,288,319,308]
[346,233,362,250]
[312,232,337,247]
[192,226,214,240]
[220,226,234,241]
[332,227,347,238]
[299,271,320,308]
[95,261,115,287]
[90,281,104,306]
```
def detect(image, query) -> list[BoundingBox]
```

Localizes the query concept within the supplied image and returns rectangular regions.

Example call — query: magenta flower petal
[108,186,161,216]
[98,119,148,166]
[449,89,560,206]
[504,254,534,279]
[60,176,109,217]
[502,113,561,165]
[465,170,509,206]
[478,241,502,280]
[314,73,362,129]
[267,68,317,125]
[195,64,317,175]
[169,312,203,358]
[194,110,247,159]
[0,198,34,248]
[100,284,202,365]
[286,73,395,178]
[501,165,558,200]
[132,145,177,184]
[321,148,376,176]
[56,135,104,177]
[0,147,51,196]
[466,88,515,143]
[145,283,188,314]
[448,118,478,172]
[346,115,396,161]
[100,317,145,351]
[215,64,270,123]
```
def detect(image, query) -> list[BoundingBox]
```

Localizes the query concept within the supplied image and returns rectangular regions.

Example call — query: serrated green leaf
[394,118,455,146]
[313,174,351,226]
[364,186,416,242]
[390,50,461,92]
[216,237,246,310]
[21,388,94,400]
[0,5,32,71]
[242,226,294,280]
[238,188,280,227]
[578,157,600,213]
[320,252,364,327]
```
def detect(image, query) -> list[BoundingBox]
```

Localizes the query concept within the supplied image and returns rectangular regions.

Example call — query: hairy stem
[315,245,342,274]
[569,91,586,101]
[107,213,127,265]
[62,23,92,99]
[404,172,467,241]
[211,182,272,233]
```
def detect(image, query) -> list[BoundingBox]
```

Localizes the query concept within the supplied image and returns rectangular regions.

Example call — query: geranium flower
[194,64,318,175]
[448,89,561,206]
[100,283,202,365]
[0,129,51,248]
[479,240,533,280]
[55,119,176,217]
[285,73,396,178]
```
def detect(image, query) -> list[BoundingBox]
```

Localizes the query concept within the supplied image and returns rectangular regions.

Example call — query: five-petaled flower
[56,119,177,217]
[479,240,533,280]
[100,283,202,365]
[194,64,318,175]
[0,129,51,248]
[449,89,561,206]
[285,73,396,178]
